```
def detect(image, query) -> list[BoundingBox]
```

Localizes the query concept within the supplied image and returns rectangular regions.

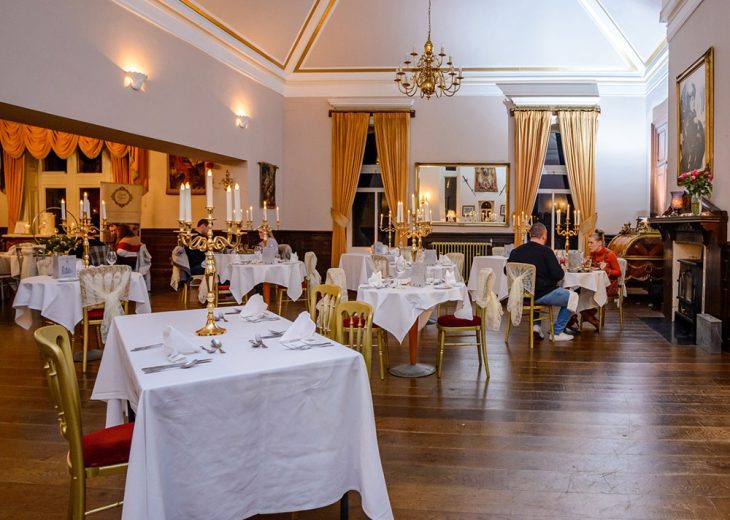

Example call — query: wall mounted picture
[166,155,206,194]
[676,47,713,178]
[500,204,506,216]
[479,200,494,222]
[259,161,278,207]
[461,205,476,217]
[474,166,498,192]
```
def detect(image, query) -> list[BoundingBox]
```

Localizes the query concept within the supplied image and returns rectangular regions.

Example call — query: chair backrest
[334,300,373,356]
[371,254,390,278]
[492,246,505,257]
[400,247,413,262]
[325,267,348,301]
[446,252,465,278]
[78,265,132,308]
[33,325,84,477]
[617,257,628,286]
[309,284,341,338]
[505,262,537,297]
[278,244,293,261]
[304,251,321,285]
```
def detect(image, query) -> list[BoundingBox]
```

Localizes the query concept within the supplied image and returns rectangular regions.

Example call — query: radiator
[431,241,490,281]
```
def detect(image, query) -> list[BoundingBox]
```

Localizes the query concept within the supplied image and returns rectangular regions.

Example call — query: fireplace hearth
[675,259,703,339]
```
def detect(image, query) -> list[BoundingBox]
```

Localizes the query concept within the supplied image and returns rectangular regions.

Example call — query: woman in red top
[578,229,621,330]
[115,224,142,268]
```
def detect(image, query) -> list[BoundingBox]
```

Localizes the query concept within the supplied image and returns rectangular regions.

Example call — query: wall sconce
[671,191,685,215]
[235,115,251,129]
[124,70,147,91]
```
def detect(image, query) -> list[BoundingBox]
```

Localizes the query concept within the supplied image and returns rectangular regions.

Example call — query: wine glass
[106,250,117,265]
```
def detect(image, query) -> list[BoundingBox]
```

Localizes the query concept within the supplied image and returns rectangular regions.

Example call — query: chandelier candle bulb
[226,186,233,221]
[206,170,213,208]
[60,199,66,221]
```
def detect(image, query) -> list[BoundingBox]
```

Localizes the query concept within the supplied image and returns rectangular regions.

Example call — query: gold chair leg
[619,297,624,330]
[82,319,89,373]
[182,284,188,310]
[436,329,445,378]
[529,307,534,350]
[504,312,511,343]
[70,474,85,520]
[548,307,555,344]
[376,330,386,380]
[481,327,490,380]
[475,329,483,368]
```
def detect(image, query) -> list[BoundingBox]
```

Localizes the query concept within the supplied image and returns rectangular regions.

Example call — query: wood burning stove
[675,259,703,337]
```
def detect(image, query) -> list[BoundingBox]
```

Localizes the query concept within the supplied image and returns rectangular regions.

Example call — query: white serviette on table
[444,269,457,287]
[163,325,201,362]
[439,256,452,266]
[239,294,268,319]
[395,256,406,273]
[290,252,299,262]
[367,270,384,288]
[280,311,316,342]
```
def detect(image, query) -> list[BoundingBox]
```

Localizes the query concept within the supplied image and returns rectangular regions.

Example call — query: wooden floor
[2,290,730,519]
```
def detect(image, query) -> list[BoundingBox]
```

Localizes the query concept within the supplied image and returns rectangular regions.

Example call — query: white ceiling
[127,0,668,96]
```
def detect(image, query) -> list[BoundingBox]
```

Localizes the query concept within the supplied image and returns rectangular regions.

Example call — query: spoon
[200,344,216,354]
[214,312,229,322]
[211,338,226,353]
[252,334,268,349]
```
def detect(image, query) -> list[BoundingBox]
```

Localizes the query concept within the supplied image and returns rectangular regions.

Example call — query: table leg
[388,321,436,378]
[262,282,271,304]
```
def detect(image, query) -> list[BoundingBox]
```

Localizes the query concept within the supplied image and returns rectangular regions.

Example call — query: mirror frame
[416,162,510,227]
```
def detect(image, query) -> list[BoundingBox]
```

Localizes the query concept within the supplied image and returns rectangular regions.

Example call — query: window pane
[357,173,383,188]
[78,152,102,173]
[444,176,457,218]
[363,131,378,165]
[544,132,566,165]
[539,174,570,189]
[532,193,576,250]
[352,192,375,247]
[45,188,66,231]
[43,150,67,172]
[78,188,101,229]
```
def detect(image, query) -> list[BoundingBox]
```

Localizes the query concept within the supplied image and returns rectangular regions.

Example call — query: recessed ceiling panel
[599,0,666,62]
[301,0,629,71]
[190,0,317,66]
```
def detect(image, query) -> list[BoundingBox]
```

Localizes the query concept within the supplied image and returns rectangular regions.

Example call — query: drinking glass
[106,250,117,265]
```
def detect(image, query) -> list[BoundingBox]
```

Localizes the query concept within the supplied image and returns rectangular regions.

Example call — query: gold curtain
[50,131,80,159]
[558,110,599,249]
[373,112,409,245]
[331,112,370,267]
[3,151,25,231]
[111,155,130,184]
[513,110,552,245]
[130,148,149,189]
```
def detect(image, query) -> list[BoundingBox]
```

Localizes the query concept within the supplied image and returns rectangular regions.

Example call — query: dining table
[467,255,508,300]
[13,272,151,332]
[91,308,393,520]
[562,269,611,312]
[356,280,473,377]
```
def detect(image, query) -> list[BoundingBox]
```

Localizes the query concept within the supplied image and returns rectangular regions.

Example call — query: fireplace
[675,259,703,337]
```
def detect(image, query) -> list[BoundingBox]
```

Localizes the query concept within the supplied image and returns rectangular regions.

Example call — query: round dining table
[357,280,473,377]
[562,269,611,311]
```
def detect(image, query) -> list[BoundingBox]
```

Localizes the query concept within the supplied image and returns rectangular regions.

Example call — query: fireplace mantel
[649,214,727,246]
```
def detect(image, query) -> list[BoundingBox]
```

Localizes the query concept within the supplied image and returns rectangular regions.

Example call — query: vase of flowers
[38,234,81,255]
[678,168,713,216]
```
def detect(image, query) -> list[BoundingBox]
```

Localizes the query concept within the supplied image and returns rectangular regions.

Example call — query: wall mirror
[416,163,510,226]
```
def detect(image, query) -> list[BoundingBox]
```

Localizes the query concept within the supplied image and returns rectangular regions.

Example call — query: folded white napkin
[568,291,580,313]
[163,325,201,362]
[290,252,299,262]
[368,270,384,288]
[239,294,268,318]
[281,311,316,342]
[395,256,406,273]
[444,269,456,286]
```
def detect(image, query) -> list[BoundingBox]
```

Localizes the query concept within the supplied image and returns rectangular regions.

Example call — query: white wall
[666,0,730,208]
[0,0,283,229]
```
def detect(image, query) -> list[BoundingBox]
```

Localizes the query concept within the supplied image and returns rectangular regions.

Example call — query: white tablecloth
[212,253,256,281]
[562,270,611,311]
[91,309,393,520]
[12,273,151,332]
[339,253,373,291]
[356,283,473,343]
[467,256,508,300]
[224,261,306,303]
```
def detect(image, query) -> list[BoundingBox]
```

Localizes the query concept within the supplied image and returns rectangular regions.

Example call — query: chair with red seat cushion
[437,314,481,328]
[343,314,389,378]
[34,325,130,519]
[335,301,377,377]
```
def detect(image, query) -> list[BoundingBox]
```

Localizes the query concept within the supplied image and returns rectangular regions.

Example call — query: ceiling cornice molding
[328,98,415,111]
[576,0,644,72]
[660,0,704,40]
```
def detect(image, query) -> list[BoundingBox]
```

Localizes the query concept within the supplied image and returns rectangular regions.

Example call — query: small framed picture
[500,204,506,216]
[461,205,475,217]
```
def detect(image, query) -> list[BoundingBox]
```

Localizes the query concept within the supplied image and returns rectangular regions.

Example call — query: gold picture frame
[676,47,713,179]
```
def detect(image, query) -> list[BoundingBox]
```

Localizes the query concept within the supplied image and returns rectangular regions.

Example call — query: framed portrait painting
[676,47,713,178]
[474,166,498,192]
[166,155,206,195]
[258,162,278,207]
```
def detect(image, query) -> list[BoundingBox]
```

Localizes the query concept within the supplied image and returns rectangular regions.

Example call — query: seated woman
[581,228,621,330]
[258,229,278,250]
[115,224,142,268]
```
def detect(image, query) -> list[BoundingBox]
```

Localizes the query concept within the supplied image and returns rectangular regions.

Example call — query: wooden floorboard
[1,291,730,519]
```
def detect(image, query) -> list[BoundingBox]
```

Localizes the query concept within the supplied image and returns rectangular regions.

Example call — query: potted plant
[678,168,713,215]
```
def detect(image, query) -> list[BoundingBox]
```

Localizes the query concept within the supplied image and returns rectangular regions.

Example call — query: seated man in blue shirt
[507,222,575,342]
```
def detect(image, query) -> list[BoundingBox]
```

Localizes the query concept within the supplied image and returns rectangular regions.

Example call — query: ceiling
[126,0,668,96]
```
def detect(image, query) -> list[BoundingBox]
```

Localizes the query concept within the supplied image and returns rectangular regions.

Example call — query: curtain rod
[509,105,601,115]
[328,109,416,118]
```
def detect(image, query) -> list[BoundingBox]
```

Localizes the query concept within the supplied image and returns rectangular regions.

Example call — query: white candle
[576,210,581,226]
[411,193,416,213]
[380,213,384,227]
[425,201,431,221]
[226,186,233,221]
[249,205,254,222]
[83,192,90,218]
[178,184,185,221]
[234,183,241,222]
[276,206,280,222]
[60,199,66,221]
[556,208,561,226]
[185,182,192,222]
[79,200,84,219]
[567,204,570,222]
[206,170,213,208]
[388,210,392,225]
[101,200,107,220]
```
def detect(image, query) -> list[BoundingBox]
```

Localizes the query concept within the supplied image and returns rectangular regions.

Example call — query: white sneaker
[532,325,545,339]
[552,332,574,342]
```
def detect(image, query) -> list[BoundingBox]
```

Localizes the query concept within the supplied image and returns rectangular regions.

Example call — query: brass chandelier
[394,0,463,99]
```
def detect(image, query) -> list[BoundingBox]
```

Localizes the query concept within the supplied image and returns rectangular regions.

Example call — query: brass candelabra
[379,212,396,249]
[556,218,580,256]
[177,207,248,336]
[60,213,108,268]
[396,211,432,258]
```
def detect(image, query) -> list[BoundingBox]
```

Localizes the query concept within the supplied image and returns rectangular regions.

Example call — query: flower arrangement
[38,234,81,255]
[678,168,713,198]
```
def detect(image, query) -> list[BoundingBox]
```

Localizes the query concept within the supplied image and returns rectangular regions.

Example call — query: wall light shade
[235,115,251,129]
[124,70,147,91]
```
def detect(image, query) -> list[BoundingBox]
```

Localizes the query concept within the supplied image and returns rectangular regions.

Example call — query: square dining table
[91,308,393,520]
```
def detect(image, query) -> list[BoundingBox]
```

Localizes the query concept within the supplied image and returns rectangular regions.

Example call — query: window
[350,129,389,248]
[43,150,67,172]
[77,152,102,173]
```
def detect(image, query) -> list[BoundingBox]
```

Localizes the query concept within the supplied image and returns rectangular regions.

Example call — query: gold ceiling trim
[645,39,668,67]
[284,0,322,69]
[179,0,319,70]
[295,65,634,74]
[294,0,337,72]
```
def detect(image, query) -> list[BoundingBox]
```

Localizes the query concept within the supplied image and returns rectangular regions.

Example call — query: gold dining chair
[78,265,131,372]
[34,325,132,519]
[436,268,494,379]
[599,257,627,330]
[504,262,555,349]
[445,252,465,281]
[335,301,374,377]
[309,284,341,339]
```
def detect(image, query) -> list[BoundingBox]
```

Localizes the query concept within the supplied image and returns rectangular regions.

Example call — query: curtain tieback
[331,209,350,228]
